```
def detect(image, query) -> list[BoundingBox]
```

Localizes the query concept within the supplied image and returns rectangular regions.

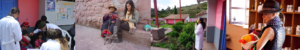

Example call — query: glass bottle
[296,25,300,35]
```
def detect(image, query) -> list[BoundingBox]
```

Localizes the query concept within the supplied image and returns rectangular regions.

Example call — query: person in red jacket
[20,30,32,50]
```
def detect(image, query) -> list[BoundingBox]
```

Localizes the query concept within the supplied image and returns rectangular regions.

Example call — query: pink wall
[167,19,174,24]
[18,0,39,27]
[215,0,225,29]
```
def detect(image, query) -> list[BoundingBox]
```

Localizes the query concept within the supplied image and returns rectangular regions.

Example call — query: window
[228,0,249,25]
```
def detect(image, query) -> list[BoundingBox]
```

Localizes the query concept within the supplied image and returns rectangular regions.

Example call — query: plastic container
[258,23,262,29]
[296,25,300,35]
[298,6,300,12]
[287,26,292,34]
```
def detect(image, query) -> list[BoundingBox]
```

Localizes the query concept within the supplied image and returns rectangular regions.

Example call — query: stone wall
[75,0,151,29]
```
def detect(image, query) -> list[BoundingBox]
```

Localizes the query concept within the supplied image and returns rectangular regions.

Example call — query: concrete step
[121,29,151,48]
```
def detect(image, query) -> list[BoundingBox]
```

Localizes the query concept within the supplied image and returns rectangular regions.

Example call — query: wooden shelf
[250,10,257,12]
[282,12,294,14]
[293,35,300,37]
[286,34,294,36]
[294,12,300,14]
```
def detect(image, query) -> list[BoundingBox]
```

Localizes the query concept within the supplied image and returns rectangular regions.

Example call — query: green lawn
[151,21,173,28]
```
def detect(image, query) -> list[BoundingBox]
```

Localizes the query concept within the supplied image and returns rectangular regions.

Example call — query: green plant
[152,42,168,48]
[166,31,179,37]
[178,32,191,44]
[185,42,192,50]
[182,24,195,34]
[172,22,184,32]
[169,43,178,50]
[169,37,177,43]
[191,33,196,43]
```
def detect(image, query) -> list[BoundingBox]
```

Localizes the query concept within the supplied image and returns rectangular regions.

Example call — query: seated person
[101,5,118,35]
[116,0,139,34]
[20,30,32,50]
[34,33,44,48]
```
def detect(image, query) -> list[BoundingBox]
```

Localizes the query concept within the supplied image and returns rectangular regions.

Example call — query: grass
[151,21,173,28]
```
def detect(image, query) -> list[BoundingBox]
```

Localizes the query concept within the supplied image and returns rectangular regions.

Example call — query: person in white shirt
[33,22,61,34]
[194,18,206,50]
[40,29,61,50]
[0,7,22,50]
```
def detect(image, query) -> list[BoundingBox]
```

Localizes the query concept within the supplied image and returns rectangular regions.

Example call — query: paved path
[75,24,150,50]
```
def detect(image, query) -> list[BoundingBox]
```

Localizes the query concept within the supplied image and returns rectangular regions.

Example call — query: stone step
[121,29,151,48]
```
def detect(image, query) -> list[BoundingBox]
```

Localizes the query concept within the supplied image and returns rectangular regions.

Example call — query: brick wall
[75,0,151,29]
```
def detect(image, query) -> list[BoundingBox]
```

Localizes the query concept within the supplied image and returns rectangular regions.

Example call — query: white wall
[45,0,57,24]
[39,0,45,20]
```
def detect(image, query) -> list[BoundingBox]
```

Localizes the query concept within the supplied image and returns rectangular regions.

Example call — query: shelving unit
[249,0,300,50]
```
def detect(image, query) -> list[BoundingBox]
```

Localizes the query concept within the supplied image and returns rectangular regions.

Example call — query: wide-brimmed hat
[108,5,117,11]
[21,21,29,27]
[258,0,283,14]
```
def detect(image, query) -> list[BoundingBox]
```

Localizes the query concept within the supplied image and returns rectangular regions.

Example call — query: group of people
[101,0,139,42]
[0,7,75,50]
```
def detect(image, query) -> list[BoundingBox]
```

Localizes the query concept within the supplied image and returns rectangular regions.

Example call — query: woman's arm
[256,27,275,50]
[129,10,139,23]
[194,24,203,35]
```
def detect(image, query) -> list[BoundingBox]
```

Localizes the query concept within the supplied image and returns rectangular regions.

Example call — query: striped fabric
[266,16,283,25]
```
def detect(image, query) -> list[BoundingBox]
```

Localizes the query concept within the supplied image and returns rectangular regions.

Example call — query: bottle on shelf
[252,5,255,10]
[296,25,300,35]
[287,5,289,12]
[290,5,293,12]
[255,0,257,10]
[287,26,292,34]
[298,6,300,12]
[258,23,262,30]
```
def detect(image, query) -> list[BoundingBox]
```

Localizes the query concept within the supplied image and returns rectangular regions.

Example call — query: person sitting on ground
[34,33,44,48]
[101,5,118,37]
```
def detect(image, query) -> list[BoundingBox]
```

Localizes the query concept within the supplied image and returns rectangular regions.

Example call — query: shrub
[178,32,191,44]
[168,43,178,50]
[152,42,168,48]
[172,22,184,32]
[185,42,192,50]
[166,31,179,37]
[191,34,196,43]
[182,24,195,34]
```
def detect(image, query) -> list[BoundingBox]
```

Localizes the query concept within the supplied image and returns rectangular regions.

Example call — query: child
[35,33,44,48]
[20,30,32,49]
[101,5,118,37]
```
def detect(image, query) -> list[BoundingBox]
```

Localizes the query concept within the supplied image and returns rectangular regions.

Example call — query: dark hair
[55,29,67,45]
[9,7,20,15]
[124,0,135,15]
[41,15,47,21]
[199,18,206,29]
[22,30,28,35]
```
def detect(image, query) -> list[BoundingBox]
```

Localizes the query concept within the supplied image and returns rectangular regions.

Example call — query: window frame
[228,0,249,25]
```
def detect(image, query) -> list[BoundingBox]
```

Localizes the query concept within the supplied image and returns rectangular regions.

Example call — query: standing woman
[194,18,205,50]
[116,0,139,34]
[256,0,285,50]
